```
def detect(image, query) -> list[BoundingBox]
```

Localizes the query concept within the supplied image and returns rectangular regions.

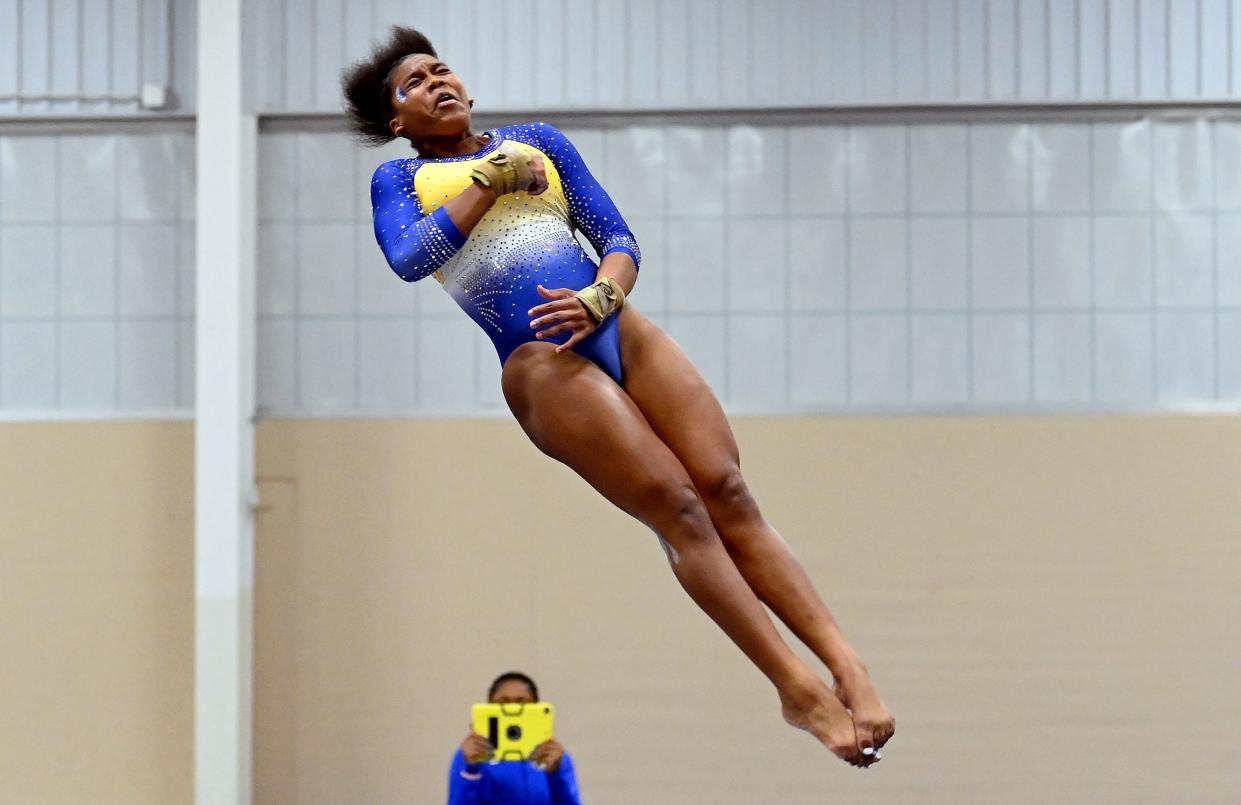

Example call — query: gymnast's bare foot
[779,674,875,768]
[834,661,895,756]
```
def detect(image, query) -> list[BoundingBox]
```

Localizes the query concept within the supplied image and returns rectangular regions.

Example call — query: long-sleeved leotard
[370,122,641,384]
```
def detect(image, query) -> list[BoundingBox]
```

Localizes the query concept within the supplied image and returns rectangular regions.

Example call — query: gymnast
[342,26,894,768]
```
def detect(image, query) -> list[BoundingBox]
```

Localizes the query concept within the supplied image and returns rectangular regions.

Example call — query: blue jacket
[446,749,582,805]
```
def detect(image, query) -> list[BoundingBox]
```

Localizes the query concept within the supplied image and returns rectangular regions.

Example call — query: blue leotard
[369,122,641,384]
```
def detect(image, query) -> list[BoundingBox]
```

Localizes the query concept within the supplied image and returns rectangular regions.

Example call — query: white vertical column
[195,0,257,801]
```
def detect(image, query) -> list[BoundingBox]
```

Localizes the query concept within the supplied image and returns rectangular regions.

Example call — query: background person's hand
[529,285,598,352]
[530,739,565,773]
[460,731,494,765]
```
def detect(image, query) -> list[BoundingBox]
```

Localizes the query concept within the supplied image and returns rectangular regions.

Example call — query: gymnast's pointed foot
[779,674,875,768]
[833,661,895,756]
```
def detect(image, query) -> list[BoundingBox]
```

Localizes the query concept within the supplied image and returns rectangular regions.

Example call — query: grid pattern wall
[257,117,1241,416]
[0,0,195,117]
[250,0,1241,114]
[0,132,195,416]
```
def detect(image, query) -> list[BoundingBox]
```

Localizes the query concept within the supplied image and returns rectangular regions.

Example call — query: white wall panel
[282,0,314,111]
[786,0,823,106]
[595,0,627,108]
[0,226,56,316]
[1078,0,1108,98]
[141,0,172,93]
[1155,310,1215,398]
[252,114,1241,417]
[987,0,1019,99]
[1,321,56,407]
[862,0,898,100]
[628,0,660,107]
[957,0,988,99]
[18,0,50,113]
[1095,311,1154,400]
[911,313,970,403]
[60,320,117,407]
[788,313,846,404]
[250,0,1241,113]
[0,3,17,109]
[1200,0,1232,97]
[666,312,726,391]
[1034,312,1093,402]
[1138,0,1170,96]
[2,109,1236,419]
[972,312,1031,403]
[564,0,596,107]
[111,0,142,103]
[504,0,538,108]
[4,0,1234,117]
[0,0,192,116]
[49,0,78,104]
[727,314,785,407]
[119,319,177,409]
[1219,313,1241,399]
[1048,0,1079,99]
[911,219,969,308]
[1168,0,1199,97]
[849,314,908,405]
[832,0,866,101]
[534,0,567,107]
[1234,0,1241,96]
[787,216,845,310]
[0,131,194,417]
[895,0,929,100]
[849,218,907,309]
[312,0,346,113]
[1017,0,1049,97]
[471,0,505,110]
[1032,216,1091,307]
[1108,0,1140,98]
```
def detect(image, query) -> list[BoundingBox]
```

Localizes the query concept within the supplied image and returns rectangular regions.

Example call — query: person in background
[448,672,581,805]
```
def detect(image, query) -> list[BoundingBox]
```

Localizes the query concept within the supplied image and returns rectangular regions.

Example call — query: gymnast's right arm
[370,160,498,282]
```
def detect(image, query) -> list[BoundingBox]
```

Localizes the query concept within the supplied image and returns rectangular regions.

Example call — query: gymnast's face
[387,54,472,142]
[489,679,536,704]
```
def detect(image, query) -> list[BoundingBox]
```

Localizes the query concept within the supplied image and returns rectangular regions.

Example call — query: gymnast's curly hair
[341,25,438,146]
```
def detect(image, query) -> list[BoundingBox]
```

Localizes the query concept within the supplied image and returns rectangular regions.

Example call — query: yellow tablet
[471,702,555,762]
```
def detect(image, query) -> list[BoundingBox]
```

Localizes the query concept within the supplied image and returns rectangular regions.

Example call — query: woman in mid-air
[342,26,894,768]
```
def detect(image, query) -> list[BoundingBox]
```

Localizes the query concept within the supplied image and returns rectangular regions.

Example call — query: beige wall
[254,416,1241,805]
[0,422,194,805]
[3,417,1239,804]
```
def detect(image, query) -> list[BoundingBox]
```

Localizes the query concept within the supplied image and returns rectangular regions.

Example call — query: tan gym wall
[3,415,1238,803]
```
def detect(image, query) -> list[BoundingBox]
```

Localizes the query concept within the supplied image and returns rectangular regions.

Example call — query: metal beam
[195,0,256,801]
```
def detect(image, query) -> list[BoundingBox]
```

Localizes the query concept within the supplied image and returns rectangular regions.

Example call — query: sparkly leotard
[370,122,641,384]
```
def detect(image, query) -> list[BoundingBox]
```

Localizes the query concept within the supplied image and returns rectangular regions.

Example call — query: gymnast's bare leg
[618,308,896,755]
[502,341,873,767]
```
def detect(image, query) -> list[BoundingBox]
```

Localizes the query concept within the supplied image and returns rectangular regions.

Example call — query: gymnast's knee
[640,480,714,542]
[698,466,761,527]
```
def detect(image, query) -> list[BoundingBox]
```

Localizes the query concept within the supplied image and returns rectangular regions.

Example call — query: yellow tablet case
[471,702,555,762]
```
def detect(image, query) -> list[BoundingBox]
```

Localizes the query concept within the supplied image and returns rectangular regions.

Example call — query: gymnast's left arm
[525,123,640,351]
[547,123,640,294]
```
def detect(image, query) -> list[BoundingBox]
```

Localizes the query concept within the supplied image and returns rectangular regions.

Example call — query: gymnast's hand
[471,141,549,197]
[459,731,495,765]
[525,152,549,196]
[530,739,565,773]
[529,285,598,353]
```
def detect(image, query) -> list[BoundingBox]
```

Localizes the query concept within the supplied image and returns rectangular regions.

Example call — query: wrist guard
[574,276,626,324]
[469,141,536,196]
